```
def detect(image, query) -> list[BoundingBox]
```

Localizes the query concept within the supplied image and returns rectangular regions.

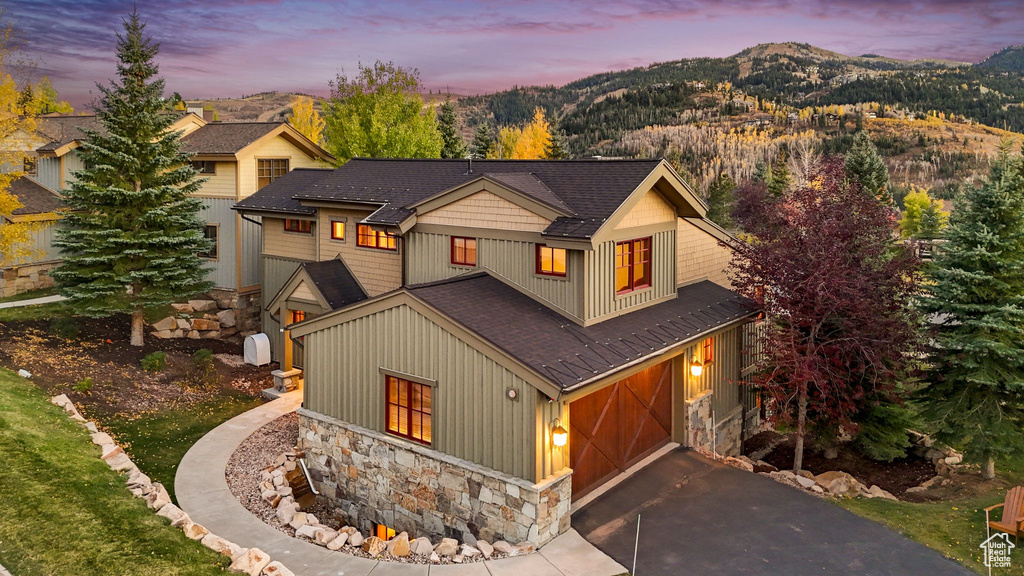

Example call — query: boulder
[145,483,171,511]
[754,460,778,473]
[723,456,754,472]
[183,521,210,541]
[944,455,962,466]
[191,318,220,331]
[217,309,237,328]
[794,475,817,490]
[287,512,306,530]
[100,443,123,460]
[348,531,364,547]
[187,330,201,339]
[326,531,349,550]
[864,485,898,501]
[905,486,927,494]
[127,468,151,488]
[477,540,494,559]
[171,302,194,314]
[275,504,297,525]
[315,528,338,546]
[387,532,410,557]
[461,544,481,558]
[361,536,386,557]
[410,537,433,556]
[430,552,440,563]
[106,452,135,472]
[151,329,177,339]
[156,503,190,528]
[200,330,221,339]
[189,299,218,312]
[85,421,98,433]
[492,540,516,556]
[797,470,815,480]
[201,533,244,559]
[813,471,859,495]
[920,475,943,490]
[435,538,459,557]
[294,524,318,540]
[151,316,178,331]
[50,394,72,409]
[516,542,536,554]
[229,547,271,576]
[175,318,191,330]
[261,561,294,576]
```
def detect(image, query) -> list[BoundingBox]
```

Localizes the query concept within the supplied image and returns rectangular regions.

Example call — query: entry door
[569,361,672,500]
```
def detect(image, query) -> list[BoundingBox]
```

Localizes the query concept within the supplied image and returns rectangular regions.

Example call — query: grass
[0,287,57,304]
[100,392,264,502]
[837,457,1024,576]
[0,368,230,575]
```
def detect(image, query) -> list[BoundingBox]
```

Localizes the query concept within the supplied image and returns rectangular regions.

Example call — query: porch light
[552,423,568,447]
[690,355,704,378]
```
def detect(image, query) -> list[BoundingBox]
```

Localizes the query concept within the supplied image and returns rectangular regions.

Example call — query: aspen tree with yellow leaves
[288,95,325,145]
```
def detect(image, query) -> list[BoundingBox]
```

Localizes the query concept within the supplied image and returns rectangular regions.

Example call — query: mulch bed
[745,430,936,496]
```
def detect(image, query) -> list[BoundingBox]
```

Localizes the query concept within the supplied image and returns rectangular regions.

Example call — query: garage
[569,360,673,500]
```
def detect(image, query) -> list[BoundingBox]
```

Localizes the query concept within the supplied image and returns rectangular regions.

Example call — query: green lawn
[0,300,67,322]
[0,368,230,575]
[0,287,57,304]
[101,392,263,502]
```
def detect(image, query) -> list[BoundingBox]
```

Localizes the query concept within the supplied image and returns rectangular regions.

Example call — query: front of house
[235,158,762,547]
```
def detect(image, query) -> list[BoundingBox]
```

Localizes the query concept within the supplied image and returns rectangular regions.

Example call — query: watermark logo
[980,533,1015,569]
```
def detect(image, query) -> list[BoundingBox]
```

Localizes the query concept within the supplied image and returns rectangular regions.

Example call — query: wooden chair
[986,486,1024,544]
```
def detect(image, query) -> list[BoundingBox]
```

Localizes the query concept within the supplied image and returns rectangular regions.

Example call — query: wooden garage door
[569,361,672,500]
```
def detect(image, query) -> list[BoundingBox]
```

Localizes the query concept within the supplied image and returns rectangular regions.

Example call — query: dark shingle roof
[35,115,104,152]
[235,168,332,215]
[10,178,63,215]
[301,259,367,310]
[180,122,283,155]
[410,273,756,391]
[235,158,663,239]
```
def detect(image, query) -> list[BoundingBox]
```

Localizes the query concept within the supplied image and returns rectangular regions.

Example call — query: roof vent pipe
[467,156,473,174]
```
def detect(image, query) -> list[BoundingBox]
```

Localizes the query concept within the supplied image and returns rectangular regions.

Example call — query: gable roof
[235,158,680,240]
[35,115,104,153]
[301,258,368,309]
[9,177,63,216]
[180,122,282,155]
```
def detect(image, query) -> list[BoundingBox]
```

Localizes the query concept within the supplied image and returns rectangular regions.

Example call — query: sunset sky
[9,0,1023,108]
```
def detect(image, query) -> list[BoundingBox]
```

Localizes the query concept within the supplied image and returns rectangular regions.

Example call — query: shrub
[179,348,218,389]
[49,317,80,339]
[140,351,167,372]
[73,378,93,393]
[192,348,214,367]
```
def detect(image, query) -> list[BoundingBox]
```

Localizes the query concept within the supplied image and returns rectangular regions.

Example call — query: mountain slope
[977,45,1024,71]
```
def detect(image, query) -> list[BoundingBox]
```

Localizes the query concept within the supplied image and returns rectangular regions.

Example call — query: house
[0,178,63,297]
[234,158,762,548]
[0,112,333,330]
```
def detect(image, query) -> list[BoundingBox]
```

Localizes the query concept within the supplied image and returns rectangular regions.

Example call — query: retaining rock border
[48,393,296,576]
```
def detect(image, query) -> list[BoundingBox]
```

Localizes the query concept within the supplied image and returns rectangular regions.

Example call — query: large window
[385,375,432,445]
[191,160,215,174]
[536,244,567,277]
[330,219,346,242]
[291,310,306,324]
[201,225,218,259]
[357,224,397,251]
[257,158,289,190]
[284,219,312,234]
[450,237,477,266]
[615,237,652,294]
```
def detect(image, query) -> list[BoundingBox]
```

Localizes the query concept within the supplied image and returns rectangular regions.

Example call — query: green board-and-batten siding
[404,231,584,322]
[35,159,61,192]
[302,302,538,481]
[240,214,261,288]
[198,198,238,290]
[584,229,676,323]
[261,254,306,361]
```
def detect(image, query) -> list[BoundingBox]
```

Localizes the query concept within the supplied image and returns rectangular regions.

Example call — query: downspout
[240,213,263,227]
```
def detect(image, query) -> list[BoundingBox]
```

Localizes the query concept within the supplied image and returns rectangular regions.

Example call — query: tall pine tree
[544,121,568,159]
[54,10,212,347]
[846,130,890,203]
[704,173,735,229]
[437,99,467,159]
[918,145,1024,479]
[470,123,494,159]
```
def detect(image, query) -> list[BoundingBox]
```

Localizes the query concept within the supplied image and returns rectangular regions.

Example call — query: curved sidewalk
[176,392,626,576]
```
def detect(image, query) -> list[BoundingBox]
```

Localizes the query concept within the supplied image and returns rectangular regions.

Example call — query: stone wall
[147,289,260,341]
[298,408,572,549]
[0,261,57,298]
[685,389,744,456]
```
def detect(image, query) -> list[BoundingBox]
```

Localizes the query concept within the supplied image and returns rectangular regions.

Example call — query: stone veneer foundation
[685,389,751,457]
[298,408,572,548]
[1,261,57,298]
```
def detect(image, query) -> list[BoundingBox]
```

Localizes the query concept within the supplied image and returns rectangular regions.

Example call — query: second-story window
[357,224,397,251]
[330,219,346,242]
[23,155,36,176]
[191,160,215,174]
[450,237,477,266]
[536,244,567,277]
[284,219,312,234]
[615,237,652,294]
[257,158,289,190]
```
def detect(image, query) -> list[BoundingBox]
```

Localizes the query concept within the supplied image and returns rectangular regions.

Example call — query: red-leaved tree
[729,158,920,473]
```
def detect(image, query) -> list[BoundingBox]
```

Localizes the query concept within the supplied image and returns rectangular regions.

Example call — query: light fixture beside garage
[690,354,711,377]
[551,421,568,447]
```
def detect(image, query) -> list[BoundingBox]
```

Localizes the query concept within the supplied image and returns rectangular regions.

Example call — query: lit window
[615,237,652,294]
[385,375,432,445]
[201,225,218,259]
[357,224,398,251]
[330,220,346,241]
[374,523,396,540]
[536,245,567,277]
[291,310,306,324]
[257,158,289,190]
[450,237,477,266]
[284,219,312,234]
[703,337,714,363]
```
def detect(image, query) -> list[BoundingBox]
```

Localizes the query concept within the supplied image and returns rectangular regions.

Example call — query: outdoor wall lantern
[690,354,710,377]
[551,421,568,447]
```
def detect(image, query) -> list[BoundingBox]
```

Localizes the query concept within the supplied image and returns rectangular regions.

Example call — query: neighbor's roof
[35,115,104,152]
[180,122,283,155]
[9,177,63,216]
[234,158,665,240]
[410,273,756,391]
[300,259,367,310]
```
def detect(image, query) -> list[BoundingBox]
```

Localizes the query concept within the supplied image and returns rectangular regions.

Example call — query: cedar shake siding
[676,217,733,288]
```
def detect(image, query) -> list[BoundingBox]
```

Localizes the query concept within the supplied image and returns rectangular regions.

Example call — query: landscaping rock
[492,541,515,556]
[171,302,194,314]
[287,512,307,530]
[191,318,220,331]
[176,318,191,330]
[813,471,858,495]
[920,475,943,489]
[200,330,221,339]
[261,561,294,576]
[275,505,297,525]
[217,309,237,328]
[156,503,190,528]
[477,540,494,559]
[797,470,815,480]
[85,421,98,433]
[229,547,271,576]
[187,330,201,339]
[516,542,536,554]
[294,524,318,540]
[201,533,244,559]
[327,531,348,550]
[315,528,338,546]
[152,329,175,339]
[106,452,135,472]
[50,394,72,409]
[387,532,410,557]
[905,486,927,494]
[944,455,962,466]
[189,299,218,312]
[723,456,754,472]
[100,443,123,460]
[152,316,178,331]
[348,531,364,547]
[453,554,464,563]
[410,537,433,556]
[753,460,778,473]
[145,483,171,510]
[430,552,440,563]
[182,521,210,541]
[435,538,458,557]
[461,544,481,558]
[127,468,151,488]
[361,536,386,557]
[794,475,817,489]
[864,485,898,501]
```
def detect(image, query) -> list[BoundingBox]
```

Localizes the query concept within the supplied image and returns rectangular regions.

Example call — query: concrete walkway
[0,294,65,309]
[176,392,626,576]
[0,561,12,576]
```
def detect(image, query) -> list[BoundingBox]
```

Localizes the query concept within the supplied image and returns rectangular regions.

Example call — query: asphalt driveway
[572,448,975,576]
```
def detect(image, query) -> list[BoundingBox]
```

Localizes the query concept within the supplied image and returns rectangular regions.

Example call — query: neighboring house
[235,158,762,548]
[0,178,63,297]
[0,113,333,328]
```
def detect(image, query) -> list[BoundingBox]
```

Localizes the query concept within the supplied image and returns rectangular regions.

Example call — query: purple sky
[9,0,1024,109]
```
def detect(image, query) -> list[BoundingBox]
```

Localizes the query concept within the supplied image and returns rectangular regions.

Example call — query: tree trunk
[983,455,996,481]
[793,383,808,475]
[130,306,145,347]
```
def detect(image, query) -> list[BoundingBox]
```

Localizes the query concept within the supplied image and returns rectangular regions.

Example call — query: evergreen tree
[470,123,494,159]
[918,145,1024,480]
[704,173,735,228]
[845,130,890,203]
[53,10,212,347]
[918,201,948,241]
[438,98,467,159]
[768,156,790,197]
[544,124,568,159]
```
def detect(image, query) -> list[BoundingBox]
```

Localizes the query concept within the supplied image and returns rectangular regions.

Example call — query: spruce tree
[846,130,890,203]
[704,173,735,228]
[918,201,947,241]
[438,99,467,159]
[918,145,1024,480]
[544,126,568,159]
[470,123,494,159]
[53,10,212,347]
